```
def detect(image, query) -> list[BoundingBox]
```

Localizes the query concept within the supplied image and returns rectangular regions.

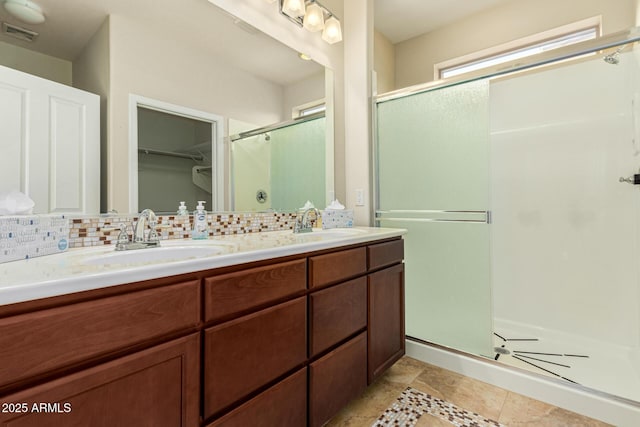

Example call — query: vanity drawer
[309,277,367,357]
[203,297,307,418]
[309,332,367,427]
[204,259,306,323]
[0,280,200,391]
[206,368,307,427]
[308,247,367,289]
[367,238,404,270]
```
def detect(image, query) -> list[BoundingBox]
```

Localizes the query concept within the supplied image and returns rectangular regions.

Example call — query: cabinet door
[203,297,306,418]
[0,334,200,427]
[368,263,405,383]
[309,332,367,427]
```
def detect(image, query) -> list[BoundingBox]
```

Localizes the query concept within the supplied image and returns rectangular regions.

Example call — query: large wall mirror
[0,0,333,215]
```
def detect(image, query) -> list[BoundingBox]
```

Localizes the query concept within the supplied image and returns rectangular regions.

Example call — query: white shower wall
[489,52,640,350]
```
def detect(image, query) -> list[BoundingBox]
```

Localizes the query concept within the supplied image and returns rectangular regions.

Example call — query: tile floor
[326,356,612,427]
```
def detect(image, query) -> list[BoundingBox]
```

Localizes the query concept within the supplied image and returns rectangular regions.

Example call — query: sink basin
[82,245,225,266]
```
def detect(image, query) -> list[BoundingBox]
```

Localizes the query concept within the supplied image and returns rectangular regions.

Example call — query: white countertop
[0,227,406,306]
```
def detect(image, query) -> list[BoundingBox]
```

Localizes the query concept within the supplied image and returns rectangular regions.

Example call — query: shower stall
[375,27,640,423]
[230,113,326,212]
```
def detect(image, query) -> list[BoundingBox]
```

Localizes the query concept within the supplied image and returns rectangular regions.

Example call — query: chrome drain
[494,347,510,355]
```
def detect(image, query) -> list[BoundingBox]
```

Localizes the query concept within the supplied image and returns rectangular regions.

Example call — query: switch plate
[355,189,365,206]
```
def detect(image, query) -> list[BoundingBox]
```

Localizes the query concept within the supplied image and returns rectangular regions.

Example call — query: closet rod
[138,147,204,161]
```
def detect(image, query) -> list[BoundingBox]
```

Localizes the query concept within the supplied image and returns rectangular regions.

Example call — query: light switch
[355,189,365,206]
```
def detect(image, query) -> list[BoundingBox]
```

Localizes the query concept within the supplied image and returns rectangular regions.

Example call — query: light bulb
[282,0,306,18]
[303,3,324,32]
[322,16,342,44]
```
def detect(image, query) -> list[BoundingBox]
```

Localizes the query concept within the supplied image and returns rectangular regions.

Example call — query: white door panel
[0,65,99,214]
[0,82,27,193]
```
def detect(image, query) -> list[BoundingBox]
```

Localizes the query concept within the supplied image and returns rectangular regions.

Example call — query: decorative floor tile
[373,387,505,427]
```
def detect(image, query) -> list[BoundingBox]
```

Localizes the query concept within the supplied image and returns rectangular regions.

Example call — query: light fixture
[322,15,342,44]
[298,52,312,61]
[277,0,341,44]
[281,0,305,19]
[2,0,45,25]
[303,2,324,32]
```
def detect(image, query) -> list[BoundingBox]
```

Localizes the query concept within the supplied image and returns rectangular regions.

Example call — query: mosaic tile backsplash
[68,212,299,248]
[0,212,301,263]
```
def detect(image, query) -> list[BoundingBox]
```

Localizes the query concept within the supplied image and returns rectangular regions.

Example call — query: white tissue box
[321,209,354,229]
[0,215,70,263]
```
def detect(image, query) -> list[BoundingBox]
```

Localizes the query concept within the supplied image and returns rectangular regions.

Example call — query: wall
[107,14,287,213]
[489,51,640,348]
[0,41,71,85]
[344,0,374,225]
[394,0,636,88]
[374,30,395,94]
[73,18,110,212]
[282,71,325,119]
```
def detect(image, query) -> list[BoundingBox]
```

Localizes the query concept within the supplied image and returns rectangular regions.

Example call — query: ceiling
[0,0,323,86]
[374,0,515,44]
[0,0,518,84]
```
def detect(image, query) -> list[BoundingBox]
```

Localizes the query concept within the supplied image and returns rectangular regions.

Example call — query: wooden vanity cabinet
[367,240,405,384]
[1,235,404,427]
[0,333,200,427]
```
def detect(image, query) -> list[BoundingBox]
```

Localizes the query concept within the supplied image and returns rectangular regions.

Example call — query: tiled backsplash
[69,212,298,248]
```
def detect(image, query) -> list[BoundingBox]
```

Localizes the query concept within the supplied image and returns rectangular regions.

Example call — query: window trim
[434,16,602,80]
[292,99,326,119]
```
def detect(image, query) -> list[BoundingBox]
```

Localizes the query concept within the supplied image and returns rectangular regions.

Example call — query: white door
[0,65,99,214]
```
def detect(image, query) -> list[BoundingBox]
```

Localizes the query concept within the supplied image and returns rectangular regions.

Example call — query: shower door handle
[619,174,640,185]
[619,168,640,184]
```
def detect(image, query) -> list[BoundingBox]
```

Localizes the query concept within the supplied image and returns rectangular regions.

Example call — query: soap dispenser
[177,201,189,217]
[192,201,208,240]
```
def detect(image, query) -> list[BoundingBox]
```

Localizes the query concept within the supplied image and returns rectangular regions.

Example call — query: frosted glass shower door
[376,80,493,357]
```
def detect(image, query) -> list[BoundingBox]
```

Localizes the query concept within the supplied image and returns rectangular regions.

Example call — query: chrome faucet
[134,209,158,243]
[294,208,320,233]
[115,209,160,251]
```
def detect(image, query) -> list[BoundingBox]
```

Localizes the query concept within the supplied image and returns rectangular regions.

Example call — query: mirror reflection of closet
[137,107,213,213]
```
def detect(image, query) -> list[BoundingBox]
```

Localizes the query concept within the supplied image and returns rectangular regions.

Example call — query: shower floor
[493,319,640,403]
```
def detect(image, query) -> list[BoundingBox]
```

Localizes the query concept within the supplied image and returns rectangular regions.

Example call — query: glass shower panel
[270,116,326,210]
[231,134,271,211]
[231,116,326,212]
[376,80,493,357]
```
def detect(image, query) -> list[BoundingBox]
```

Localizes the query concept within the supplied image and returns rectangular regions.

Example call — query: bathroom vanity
[0,227,405,427]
